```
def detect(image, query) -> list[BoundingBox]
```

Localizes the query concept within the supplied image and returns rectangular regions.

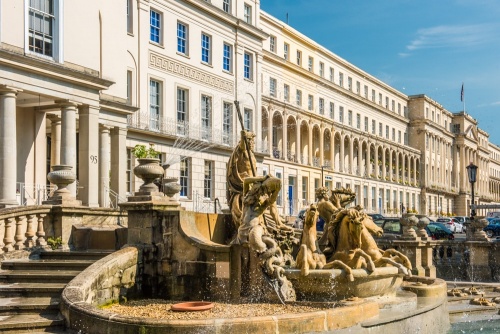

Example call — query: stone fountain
[60,130,450,333]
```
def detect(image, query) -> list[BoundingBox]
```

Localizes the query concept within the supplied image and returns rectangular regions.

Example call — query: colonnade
[0,85,127,208]
[262,107,420,185]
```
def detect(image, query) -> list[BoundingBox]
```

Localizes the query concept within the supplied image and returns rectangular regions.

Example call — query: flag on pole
[460,83,464,102]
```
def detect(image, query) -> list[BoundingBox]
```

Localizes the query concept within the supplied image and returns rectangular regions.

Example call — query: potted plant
[132,143,164,193]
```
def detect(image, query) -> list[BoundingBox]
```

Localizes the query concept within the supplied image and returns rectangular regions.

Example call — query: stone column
[0,86,21,207]
[319,125,324,166]
[308,122,313,166]
[330,130,335,170]
[282,113,287,161]
[395,152,399,183]
[268,113,273,157]
[374,146,379,179]
[366,144,371,177]
[34,111,47,189]
[78,105,100,207]
[99,125,112,207]
[460,145,466,190]
[340,135,345,172]
[381,148,386,180]
[295,118,301,163]
[49,115,62,166]
[348,136,353,174]
[402,154,406,184]
[57,100,79,197]
[111,127,128,200]
[357,141,362,176]
[389,152,393,182]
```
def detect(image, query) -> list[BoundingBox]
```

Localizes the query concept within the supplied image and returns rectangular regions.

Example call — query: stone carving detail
[295,204,326,276]
[149,51,234,93]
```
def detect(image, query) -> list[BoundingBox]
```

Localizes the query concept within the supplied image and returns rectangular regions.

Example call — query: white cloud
[406,23,499,51]
[398,52,410,58]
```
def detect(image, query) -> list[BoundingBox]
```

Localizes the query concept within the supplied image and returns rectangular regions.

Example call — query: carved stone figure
[227,130,257,229]
[295,203,326,276]
[237,174,296,302]
[238,174,281,252]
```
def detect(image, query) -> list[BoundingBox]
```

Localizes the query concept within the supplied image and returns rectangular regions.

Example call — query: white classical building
[0,0,499,217]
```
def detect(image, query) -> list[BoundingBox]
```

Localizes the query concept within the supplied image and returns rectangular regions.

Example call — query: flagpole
[461,82,466,113]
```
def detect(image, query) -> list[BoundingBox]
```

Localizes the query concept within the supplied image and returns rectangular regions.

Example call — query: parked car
[436,217,463,233]
[368,213,385,221]
[428,222,455,240]
[486,212,500,219]
[294,209,307,229]
[375,218,454,240]
[294,208,326,231]
[483,218,500,238]
[452,216,469,232]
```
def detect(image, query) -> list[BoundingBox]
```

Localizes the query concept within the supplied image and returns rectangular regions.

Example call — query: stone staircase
[0,250,112,333]
[447,283,500,324]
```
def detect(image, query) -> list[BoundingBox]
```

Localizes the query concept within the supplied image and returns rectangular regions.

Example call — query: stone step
[0,297,60,314]
[0,312,64,333]
[0,270,80,283]
[1,259,95,271]
[39,250,112,261]
[0,283,66,298]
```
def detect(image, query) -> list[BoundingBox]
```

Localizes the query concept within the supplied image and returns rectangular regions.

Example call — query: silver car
[436,217,463,233]
[452,216,469,232]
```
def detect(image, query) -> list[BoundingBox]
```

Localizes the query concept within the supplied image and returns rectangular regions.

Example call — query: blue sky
[261,0,500,145]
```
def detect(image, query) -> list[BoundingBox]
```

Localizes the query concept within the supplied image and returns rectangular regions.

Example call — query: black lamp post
[466,162,478,221]
[321,165,327,187]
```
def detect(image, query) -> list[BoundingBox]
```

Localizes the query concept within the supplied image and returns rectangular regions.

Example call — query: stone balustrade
[0,206,53,255]
[377,237,500,282]
[0,205,127,255]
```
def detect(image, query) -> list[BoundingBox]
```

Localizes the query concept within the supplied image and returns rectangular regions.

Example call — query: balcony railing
[128,112,235,148]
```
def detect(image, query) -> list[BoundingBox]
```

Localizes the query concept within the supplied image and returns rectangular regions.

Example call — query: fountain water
[59,129,451,333]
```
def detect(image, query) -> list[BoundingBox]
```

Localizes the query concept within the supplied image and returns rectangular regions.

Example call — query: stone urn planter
[47,165,76,196]
[133,158,164,193]
[416,215,430,239]
[401,213,419,239]
[469,218,489,241]
[163,177,181,197]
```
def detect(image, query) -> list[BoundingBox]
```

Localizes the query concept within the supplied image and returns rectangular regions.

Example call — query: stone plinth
[397,240,426,277]
[421,241,436,278]
[50,206,84,249]
[119,199,230,301]
[465,241,492,282]
[489,240,500,281]
[42,192,82,207]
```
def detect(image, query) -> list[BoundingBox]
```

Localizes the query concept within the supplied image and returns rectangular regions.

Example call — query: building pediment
[465,124,478,141]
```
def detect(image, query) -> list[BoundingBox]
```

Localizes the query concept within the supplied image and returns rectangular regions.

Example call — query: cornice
[181,0,268,41]
[0,46,114,90]
[149,51,234,94]
[260,12,408,100]
[262,51,409,124]
[100,94,139,116]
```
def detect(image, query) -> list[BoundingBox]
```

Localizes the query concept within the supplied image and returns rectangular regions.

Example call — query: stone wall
[61,246,139,330]
[121,201,232,301]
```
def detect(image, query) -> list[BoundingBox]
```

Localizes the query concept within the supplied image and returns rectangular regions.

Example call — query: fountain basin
[284,267,403,301]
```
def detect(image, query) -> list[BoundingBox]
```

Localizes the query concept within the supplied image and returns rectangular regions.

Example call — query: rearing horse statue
[324,208,412,280]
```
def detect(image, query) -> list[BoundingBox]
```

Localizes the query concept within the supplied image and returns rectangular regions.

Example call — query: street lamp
[466,162,478,221]
[321,165,328,187]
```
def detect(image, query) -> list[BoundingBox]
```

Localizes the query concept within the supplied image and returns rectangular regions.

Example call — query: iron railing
[16,183,56,206]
